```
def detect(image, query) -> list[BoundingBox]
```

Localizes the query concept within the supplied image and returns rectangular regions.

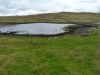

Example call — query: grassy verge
[0,31,99,75]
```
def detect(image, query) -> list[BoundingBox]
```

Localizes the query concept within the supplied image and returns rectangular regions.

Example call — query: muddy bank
[66,25,97,36]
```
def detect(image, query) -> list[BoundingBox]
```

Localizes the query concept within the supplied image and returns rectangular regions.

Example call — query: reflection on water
[0,23,74,35]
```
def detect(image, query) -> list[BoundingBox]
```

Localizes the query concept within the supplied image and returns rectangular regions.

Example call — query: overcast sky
[0,0,100,16]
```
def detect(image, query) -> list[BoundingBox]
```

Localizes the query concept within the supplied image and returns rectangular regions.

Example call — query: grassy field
[0,30,99,75]
[0,12,100,75]
[0,12,100,24]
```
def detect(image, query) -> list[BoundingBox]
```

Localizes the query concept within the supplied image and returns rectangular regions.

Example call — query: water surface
[0,23,74,35]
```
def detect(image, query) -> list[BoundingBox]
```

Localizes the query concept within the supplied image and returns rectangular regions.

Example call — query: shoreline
[0,21,98,27]
[0,24,97,37]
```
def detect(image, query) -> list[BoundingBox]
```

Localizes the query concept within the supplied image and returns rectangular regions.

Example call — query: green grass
[0,12,99,75]
[0,31,99,75]
[0,12,100,24]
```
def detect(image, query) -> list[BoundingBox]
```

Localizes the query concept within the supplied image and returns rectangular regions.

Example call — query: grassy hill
[0,12,100,24]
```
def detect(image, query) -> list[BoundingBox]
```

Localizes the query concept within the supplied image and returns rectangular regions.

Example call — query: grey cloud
[0,0,99,16]
[80,0,96,3]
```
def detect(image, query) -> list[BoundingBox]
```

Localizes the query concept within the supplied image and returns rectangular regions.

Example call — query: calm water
[94,22,100,25]
[0,23,74,35]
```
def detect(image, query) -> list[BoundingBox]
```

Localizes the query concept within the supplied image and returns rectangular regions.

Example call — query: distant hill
[0,12,100,24]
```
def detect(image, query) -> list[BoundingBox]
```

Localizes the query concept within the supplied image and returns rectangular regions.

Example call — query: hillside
[0,12,100,24]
